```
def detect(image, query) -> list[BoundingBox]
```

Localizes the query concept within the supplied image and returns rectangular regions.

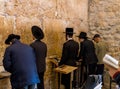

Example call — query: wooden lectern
[55,65,77,89]
[55,65,77,74]
[49,56,77,89]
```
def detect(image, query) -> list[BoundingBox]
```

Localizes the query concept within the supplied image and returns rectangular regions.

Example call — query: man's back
[59,39,79,66]
[30,40,47,73]
[3,40,40,88]
[80,39,98,64]
[95,41,107,64]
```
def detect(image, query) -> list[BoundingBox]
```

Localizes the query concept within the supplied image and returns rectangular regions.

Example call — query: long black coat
[59,39,79,66]
[79,39,98,65]
[30,40,47,73]
[59,39,79,89]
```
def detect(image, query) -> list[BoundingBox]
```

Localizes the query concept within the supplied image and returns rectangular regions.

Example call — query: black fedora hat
[31,26,44,40]
[77,32,87,39]
[5,34,20,44]
[63,28,75,35]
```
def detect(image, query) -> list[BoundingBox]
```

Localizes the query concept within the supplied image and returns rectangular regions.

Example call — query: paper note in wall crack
[103,54,119,69]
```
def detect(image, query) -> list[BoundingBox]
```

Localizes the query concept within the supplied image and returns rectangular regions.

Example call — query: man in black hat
[77,32,98,83]
[59,28,79,89]
[30,26,47,89]
[3,34,40,89]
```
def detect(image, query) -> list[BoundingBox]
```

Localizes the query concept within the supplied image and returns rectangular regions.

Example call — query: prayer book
[103,54,119,69]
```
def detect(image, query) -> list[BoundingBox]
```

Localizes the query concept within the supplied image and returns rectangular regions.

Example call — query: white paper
[103,54,119,66]
[94,82,102,89]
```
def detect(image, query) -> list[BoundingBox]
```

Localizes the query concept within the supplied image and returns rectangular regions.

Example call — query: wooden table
[55,65,77,89]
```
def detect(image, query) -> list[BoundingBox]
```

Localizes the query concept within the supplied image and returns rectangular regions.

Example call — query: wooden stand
[49,56,77,89]
[55,65,77,89]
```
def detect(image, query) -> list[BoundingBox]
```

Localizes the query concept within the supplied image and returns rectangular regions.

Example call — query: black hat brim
[31,26,44,40]
[5,34,20,44]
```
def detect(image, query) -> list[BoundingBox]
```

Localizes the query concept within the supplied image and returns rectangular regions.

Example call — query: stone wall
[1,0,120,88]
[0,0,88,89]
[89,0,120,87]
[89,0,120,58]
[0,77,11,89]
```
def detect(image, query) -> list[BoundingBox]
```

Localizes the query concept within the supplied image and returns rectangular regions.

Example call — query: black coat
[30,40,47,73]
[79,39,98,65]
[59,39,79,89]
[59,39,79,66]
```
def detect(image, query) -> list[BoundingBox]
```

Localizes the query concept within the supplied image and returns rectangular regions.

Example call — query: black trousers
[88,63,97,75]
[83,63,97,82]
[96,64,104,84]
[37,72,45,89]
[61,73,71,89]
[96,64,104,74]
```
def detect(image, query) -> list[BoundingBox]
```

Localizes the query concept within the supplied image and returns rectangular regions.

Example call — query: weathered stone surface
[0,0,120,88]
[57,0,88,19]
[0,0,5,14]
[89,0,120,86]
[0,78,11,89]
[0,0,88,88]
[5,0,57,18]
[15,16,43,44]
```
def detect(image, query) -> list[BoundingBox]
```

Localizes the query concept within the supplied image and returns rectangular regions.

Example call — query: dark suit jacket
[59,39,79,66]
[30,40,47,73]
[3,40,40,88]
[78,39,98,65]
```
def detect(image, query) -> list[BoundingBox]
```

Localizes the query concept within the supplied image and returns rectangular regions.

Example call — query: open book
[103,54,119,69]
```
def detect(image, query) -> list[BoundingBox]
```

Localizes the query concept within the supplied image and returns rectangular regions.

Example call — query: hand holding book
[103,54,119,69]
[103,54,120,86]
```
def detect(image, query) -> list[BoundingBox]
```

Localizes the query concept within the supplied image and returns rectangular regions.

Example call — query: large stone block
[0,78,11,89]
[0,0,5,13]
[57,0,88,20]
[0,16,4,34]
[5,0,57,18]
[16,16,42,44]
[43,19,65,57]
[4,16,15,31]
